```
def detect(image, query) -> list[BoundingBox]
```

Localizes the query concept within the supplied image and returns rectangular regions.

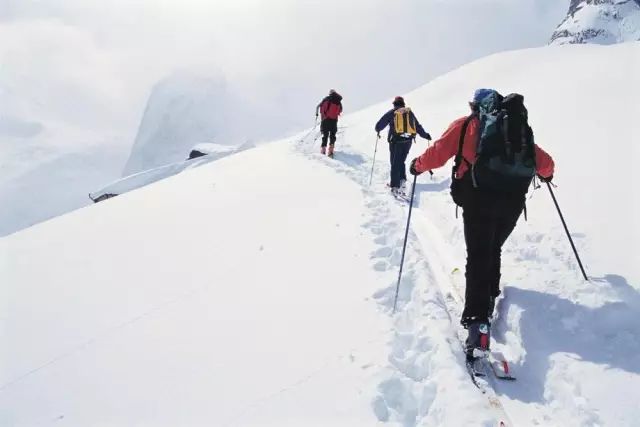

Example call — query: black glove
[424,133,432,141]
[538,174,553,183]
[409,158,421,176]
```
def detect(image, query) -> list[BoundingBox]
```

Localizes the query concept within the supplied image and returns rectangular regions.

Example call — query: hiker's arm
[413,118,463,173]
[375,110,393,132]
[534,144,555,179]
[412,113,431,140]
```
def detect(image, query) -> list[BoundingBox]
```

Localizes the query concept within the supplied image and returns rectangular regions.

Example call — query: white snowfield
[2,43,640,426]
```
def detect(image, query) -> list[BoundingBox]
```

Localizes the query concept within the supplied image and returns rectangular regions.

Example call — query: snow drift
[2,42,640,426]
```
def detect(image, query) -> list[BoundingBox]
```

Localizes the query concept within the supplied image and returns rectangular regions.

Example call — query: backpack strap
[452,114,475,178]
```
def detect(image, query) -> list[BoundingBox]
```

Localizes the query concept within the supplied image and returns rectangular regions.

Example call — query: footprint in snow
[371,246,393,259]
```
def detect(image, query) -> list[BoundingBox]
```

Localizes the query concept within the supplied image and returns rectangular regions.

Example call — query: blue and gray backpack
[463,90,536,195]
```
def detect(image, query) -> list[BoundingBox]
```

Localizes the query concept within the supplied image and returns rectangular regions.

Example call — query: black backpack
[452,91,536,204]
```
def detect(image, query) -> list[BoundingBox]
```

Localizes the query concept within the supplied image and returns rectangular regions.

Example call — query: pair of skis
[405,213,516,425]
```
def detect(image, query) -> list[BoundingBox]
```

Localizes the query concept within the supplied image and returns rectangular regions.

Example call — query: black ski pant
[461,191,524,325]
[320,119,338,147]
[388,140,412,188]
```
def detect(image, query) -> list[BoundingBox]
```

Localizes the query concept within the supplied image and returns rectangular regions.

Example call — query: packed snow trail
[294,130,512,426]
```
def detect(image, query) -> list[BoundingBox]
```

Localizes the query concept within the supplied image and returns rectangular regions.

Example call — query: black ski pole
[393,174,418,313]
[369,134,380,186]
[546,181,588,281]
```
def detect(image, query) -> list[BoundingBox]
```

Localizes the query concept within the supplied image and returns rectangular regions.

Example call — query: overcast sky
[0,0,568,147]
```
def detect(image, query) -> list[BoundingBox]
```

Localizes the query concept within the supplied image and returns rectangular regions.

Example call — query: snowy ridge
[89,143,252,202]
[550,0,640,45]
[1,43,639,425]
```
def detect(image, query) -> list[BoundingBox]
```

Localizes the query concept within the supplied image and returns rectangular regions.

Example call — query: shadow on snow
[495,274,640,403]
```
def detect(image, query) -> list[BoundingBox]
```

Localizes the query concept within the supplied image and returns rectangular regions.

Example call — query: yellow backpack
[393,107,417,137]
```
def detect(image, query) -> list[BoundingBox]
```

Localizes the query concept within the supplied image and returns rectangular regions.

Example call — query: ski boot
[327,144,335,158]
[465,320,491,361]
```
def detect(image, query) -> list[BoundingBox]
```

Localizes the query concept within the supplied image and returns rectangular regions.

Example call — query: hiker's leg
[329,119,337,146]
[489,199,524,299]
[320,120,329,147]
[461,198,497,324]
[397,142,411,182]
[389,143,403,188]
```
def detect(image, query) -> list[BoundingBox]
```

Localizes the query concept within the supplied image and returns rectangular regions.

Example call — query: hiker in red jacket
[316,89,343,157]
[409,89,555,361]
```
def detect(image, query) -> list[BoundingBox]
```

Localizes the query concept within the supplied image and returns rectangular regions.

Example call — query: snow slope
[550,0,640,45]
[2,43,640,426]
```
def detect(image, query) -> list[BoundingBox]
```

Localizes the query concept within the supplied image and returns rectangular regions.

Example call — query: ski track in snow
[293,130,503,426]
[293,125,640,426]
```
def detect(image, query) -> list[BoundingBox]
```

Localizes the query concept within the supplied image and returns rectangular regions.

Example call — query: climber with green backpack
[375,96,431,196]
[409,88,555,362]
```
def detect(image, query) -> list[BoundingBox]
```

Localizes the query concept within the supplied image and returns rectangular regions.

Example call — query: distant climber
[408,89,555,362]
[375,96,431,196]
[316,89,343,157]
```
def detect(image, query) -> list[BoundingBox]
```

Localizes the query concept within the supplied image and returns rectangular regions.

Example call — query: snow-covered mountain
[122,71,237,176]
[2,43,639,426]
[550,0,640,44]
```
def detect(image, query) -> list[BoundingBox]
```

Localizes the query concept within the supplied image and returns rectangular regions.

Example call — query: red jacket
[414,116,554,179]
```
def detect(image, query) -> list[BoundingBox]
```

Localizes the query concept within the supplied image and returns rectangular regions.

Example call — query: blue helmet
[472,88,496,104]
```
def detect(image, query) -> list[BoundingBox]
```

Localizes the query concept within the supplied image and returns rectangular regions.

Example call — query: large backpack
[393,107,417,139]
[321,98,341,120]
[456,91,536,196]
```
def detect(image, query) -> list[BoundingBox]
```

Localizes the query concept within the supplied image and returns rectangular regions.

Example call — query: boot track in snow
[293,128,515,426]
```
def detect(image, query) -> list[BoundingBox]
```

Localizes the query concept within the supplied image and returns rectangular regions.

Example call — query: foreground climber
[409,89,555,360]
